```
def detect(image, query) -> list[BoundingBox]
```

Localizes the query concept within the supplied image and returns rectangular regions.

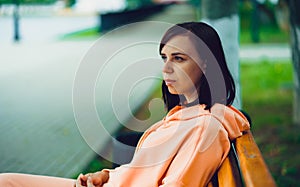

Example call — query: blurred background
[0,0,299,186]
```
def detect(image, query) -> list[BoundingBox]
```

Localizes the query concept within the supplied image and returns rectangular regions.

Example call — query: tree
[286,0,300,125]
[200,0,242,109]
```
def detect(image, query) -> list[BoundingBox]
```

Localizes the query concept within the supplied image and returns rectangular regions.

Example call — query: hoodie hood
[164,103,250,140]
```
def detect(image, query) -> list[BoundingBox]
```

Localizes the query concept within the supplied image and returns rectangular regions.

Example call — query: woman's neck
[182,90,199,107]
[182,99,199,107]
[184,90,199,103]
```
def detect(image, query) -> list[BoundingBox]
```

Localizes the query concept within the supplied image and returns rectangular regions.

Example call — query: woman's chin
[168,87,179,95]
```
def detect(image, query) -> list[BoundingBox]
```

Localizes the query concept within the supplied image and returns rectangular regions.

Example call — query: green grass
[58,27,100,40]
[240,26,290,44]
[241,60,293,103]
[241,60,299,186]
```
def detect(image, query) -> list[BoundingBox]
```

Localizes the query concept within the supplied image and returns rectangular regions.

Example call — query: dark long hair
[160,22,235,111]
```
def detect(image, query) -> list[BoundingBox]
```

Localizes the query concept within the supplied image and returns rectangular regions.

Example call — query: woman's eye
[174,56,184,62]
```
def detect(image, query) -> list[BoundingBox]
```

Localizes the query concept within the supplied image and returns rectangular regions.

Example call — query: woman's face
[161,35,205,103]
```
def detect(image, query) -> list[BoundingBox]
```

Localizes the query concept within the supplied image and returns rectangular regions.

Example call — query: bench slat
[216,147,243,187]
[235,130,277,187]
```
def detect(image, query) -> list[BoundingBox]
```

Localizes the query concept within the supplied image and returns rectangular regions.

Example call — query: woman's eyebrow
[160,52,187,56]
[171,52,187,56]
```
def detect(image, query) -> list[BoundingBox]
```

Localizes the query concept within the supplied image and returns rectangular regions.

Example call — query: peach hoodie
[103,103,250,187]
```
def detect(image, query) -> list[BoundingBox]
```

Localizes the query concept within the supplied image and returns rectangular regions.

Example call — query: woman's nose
[162,61,173,74]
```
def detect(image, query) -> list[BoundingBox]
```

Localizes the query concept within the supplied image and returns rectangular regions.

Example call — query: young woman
[0,22,250,187]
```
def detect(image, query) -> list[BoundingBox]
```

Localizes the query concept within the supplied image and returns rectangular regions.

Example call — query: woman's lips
[164,79,176,86]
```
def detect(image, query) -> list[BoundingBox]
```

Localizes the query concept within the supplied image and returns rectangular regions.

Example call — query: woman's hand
[74,170,109,187]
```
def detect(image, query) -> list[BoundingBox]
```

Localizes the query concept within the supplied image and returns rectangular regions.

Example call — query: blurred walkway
[240,43,290,62]
[0,41,94,177]
[0,15,98,43]
[0,4,197,178]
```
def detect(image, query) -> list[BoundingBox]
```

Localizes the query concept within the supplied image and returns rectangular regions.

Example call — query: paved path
[0,41,95,177]
[240,43,290,62]
[0,4,198,178]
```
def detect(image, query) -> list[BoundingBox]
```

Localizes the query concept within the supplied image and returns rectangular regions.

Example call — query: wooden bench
[209,130,277,187]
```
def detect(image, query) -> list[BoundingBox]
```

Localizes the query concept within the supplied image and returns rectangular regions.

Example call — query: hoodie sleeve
[160,116,231,187]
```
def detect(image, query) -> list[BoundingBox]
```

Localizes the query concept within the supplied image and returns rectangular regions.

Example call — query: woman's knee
[0,173,74,187]
[0,173,16,186]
